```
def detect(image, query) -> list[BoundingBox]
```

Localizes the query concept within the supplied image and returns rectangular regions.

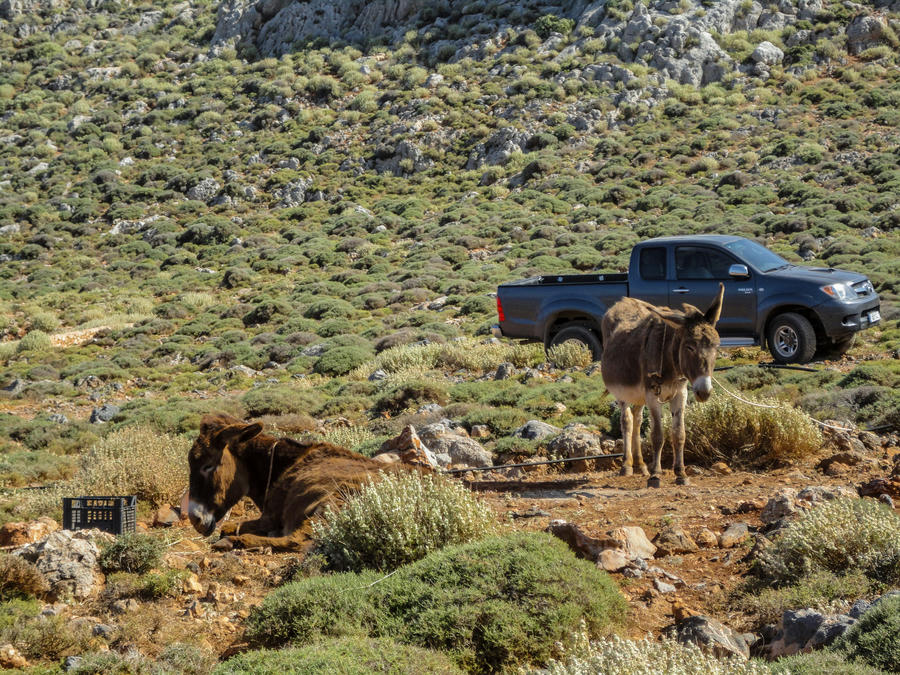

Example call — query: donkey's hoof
[675,476,690,486]
[639,466,650,476]
[620,467,633,477]
[647,476,661,489]
[212,537,234,552]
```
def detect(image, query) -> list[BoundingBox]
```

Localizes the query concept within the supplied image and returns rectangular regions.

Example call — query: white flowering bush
[756,498,900,584]
[527,634,771,675]
[312,471,496,571]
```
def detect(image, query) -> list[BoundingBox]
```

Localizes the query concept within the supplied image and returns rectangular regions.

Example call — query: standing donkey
[600,285,724,487]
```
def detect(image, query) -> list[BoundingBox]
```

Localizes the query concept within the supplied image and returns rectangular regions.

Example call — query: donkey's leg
[631,404,648,476]
[219,515,273,537]
[670,384,689,485]
[646,398,665,488]
[219,521,316,553]
[618,401,633,476]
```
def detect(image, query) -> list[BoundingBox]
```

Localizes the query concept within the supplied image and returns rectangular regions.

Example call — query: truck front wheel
[548,324,603,362]
[766,313,817,364]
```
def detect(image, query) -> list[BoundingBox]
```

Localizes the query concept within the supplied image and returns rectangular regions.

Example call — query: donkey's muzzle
[692,375,712,402]
[187,499,216,536]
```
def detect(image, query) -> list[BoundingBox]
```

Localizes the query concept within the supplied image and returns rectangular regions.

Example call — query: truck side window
[675,247,736,280]
[639,247,666,280]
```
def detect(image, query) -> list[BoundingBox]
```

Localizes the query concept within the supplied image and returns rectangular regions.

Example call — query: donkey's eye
[200,463,216,477]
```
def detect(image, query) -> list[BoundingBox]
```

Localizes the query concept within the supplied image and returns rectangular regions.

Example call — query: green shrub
[831,594,900,672]
[734,569,875,625]
[241,386,322,417]
[215,638,464,675]
[313,346,373,376]
[676,393,821,466]
[98,533,164,574]
[771,650,886,674]
[373,380,449,415]
[534,14,575,38]
[16,330,51,353]
[756,499,900,584]
[530,634,771,674]
[247,533,626,674]
[0,554,49,601]
[312,471,496,572]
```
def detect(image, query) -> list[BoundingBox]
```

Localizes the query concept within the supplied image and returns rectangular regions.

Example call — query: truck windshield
[723,239,790,272]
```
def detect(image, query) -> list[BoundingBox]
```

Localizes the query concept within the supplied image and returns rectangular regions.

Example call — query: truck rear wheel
[767,313,817,364]
[548,324,602,362]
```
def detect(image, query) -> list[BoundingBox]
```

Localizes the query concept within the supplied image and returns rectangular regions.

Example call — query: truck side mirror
[728,264,749,278]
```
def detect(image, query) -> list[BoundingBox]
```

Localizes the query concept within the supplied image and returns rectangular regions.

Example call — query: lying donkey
[187,413,417,551]
[600,284,723,488]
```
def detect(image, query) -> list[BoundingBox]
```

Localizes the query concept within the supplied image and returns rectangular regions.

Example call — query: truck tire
[548,323,602,362]
[767,313,817,364]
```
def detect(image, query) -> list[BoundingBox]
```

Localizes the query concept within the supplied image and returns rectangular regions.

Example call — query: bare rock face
[846,14,888,55]
[211,0,423,57]
[14,529,113,601]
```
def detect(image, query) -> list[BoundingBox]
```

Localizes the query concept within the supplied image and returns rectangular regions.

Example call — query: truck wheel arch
[545,320,603,361]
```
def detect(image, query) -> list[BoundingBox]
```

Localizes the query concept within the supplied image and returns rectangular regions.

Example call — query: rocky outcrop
[211,0,424,56]
[417,422,491,469]
[14,529,113,601]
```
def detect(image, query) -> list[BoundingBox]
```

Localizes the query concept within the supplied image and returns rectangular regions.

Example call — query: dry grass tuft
[675,392,821,467]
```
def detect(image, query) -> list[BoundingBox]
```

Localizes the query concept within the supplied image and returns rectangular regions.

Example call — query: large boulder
[546,426,609,472]
[14,529,113,600]
[512,420,561,441]
[417,423,492,469]
[668,615,751,660]
[846,14,888,55]
[652,525,698,556]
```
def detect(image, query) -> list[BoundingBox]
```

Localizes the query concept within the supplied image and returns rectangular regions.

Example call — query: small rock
[0,644,27,669]
[652,526,698,556]
[470,425,490,439]
[513,420,561,441]
[718,523,750,549]
[182,574,203,595]
[153,505,179,528]
[368,369,388,382]
[710,461,731,475]
[375,425,438,469]
[668,615,750,660]
[89,405,120,424]
[654,578,676,594]
[695,528,719,548]
[0,517,59,547]
[111,598,139,614]
[494,362,515,380]
[609,526,657,560]
[546,520,619,561]
[92,623,116,639]
[598,549,629,572]
[761,489,798,524]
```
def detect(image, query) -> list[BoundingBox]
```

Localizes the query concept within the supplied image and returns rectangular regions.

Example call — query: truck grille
[852,280,874,297]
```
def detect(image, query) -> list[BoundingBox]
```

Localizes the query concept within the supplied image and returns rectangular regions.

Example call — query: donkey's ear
[646,304,686,329]
[235,423,263,444]
[704,283,725,325]
[217,422,264,446]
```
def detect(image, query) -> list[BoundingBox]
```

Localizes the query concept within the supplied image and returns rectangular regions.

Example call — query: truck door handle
[672,288,690,294]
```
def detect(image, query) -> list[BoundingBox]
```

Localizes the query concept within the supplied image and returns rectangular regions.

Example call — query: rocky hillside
[0,1,899,669]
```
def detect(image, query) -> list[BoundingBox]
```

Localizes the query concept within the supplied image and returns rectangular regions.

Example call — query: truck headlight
[821,283,858,303]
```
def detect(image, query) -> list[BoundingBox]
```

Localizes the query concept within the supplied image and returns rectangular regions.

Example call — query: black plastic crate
[63,496,136,535]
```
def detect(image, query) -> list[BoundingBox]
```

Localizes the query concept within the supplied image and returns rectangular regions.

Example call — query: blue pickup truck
[494,235,881,364]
